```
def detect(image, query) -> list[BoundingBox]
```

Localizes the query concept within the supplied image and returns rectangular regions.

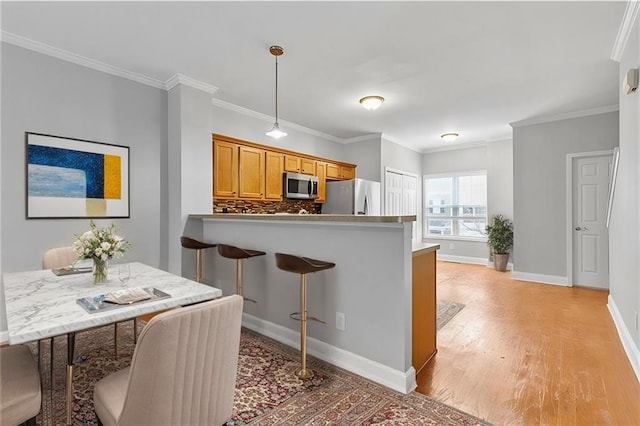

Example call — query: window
[424,172,487,239]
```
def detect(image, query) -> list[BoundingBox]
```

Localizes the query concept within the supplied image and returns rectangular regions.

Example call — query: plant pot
[493,253,509,272]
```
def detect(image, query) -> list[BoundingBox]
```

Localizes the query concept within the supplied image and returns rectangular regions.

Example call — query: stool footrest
[289,312,325,324]
[243,297,258,304]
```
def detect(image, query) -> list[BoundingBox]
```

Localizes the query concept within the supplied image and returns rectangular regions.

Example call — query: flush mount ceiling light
[266,45,287,139]
[359,95,385,110]
[441,132,459,142]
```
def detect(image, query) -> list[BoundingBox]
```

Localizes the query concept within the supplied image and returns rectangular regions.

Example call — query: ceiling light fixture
[266,45,287,139]
[359,95,385,110]
[441,132,459,142]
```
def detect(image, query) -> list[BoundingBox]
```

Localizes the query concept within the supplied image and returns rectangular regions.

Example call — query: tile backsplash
[213,199,321,214]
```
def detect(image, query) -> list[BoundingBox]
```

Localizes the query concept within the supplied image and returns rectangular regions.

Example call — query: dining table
[2,261,222,425]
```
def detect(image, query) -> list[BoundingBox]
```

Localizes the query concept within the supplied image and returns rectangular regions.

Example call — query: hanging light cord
[274,54,279,124]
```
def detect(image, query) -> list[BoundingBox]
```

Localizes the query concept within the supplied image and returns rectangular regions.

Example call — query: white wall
[609,14,639,376]
[421,144,510,262]
[0,43,167,332]
[210,104,346,161]
[512,112,618,279]
[343,137,382,182]
[167,85,215,276]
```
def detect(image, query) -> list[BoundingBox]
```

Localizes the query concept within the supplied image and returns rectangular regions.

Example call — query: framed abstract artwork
[26,132,130,219]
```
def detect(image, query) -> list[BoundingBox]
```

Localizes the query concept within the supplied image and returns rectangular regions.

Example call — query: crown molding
[210,97,343,143]
[1,31,165,89]
[611,1,640,62]
[165,73,219,94]
[422,140,489,154]
[510,104,619,128]
[342,134,381,144]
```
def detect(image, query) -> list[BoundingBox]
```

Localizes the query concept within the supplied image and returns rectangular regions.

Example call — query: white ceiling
[0,1,626,152]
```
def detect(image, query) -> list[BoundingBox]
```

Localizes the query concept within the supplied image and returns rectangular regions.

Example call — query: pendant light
[266,45,287,139]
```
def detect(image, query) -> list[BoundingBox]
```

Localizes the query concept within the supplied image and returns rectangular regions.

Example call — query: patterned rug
[436,300,465,331]
[31,322,488,425]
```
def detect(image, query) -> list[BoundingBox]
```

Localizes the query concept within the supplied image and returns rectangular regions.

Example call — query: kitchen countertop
[190,213,417,223]
[412,242,440,256]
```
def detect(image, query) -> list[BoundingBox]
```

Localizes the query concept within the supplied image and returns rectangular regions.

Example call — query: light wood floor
[416,261,640,425]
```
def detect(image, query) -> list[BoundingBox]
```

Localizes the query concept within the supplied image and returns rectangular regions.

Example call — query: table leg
[50,337,54,426]
[66,332,75,425]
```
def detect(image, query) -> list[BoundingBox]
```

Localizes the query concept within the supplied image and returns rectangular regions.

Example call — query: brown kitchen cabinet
[212,134,356,202]
[265,151,284,200]
[412,249,437,374]
[326,162,355,180]
[213,140,239,198]
[284,155,316,175]
[238,145,265,199]
[316,161,327,203]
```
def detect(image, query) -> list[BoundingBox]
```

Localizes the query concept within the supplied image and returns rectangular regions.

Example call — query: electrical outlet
[449,243,455,250]
[336,312,346,331]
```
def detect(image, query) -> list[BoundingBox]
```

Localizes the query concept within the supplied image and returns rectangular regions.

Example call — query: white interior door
[402,175,418,241]
[572,155,611,289]
[385,171,403,216]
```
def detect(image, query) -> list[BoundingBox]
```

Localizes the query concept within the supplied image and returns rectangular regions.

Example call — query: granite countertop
[412,242,440,256]
[190,213,417,223]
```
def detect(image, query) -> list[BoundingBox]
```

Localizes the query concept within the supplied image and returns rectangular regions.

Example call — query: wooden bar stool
[0,345,41,426]
[180,236,217,283]
[217,244,266,303]
[275,253,335,379]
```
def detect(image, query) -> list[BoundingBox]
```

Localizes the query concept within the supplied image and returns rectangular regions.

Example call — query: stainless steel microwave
[283,172,318,199]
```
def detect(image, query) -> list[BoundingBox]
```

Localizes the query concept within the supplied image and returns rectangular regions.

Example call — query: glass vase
[93,258,109,285]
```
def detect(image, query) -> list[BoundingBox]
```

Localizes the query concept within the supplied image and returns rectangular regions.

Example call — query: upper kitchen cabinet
[265,151,284,200]
[316,162,327,203]
[212,134,356,203]
[213,139,239,198]
[326,162,355,180]
[238,145,265,199]
[284,155,316,175]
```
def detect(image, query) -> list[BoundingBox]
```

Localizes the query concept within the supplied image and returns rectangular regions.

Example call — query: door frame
[565,149,613,287]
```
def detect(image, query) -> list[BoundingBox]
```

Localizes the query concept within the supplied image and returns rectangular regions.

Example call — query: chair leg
[133,318,138,344]
[295,273,313,379]
[114,323,118,358]
[195,249,203,283]
[236,259,243,296]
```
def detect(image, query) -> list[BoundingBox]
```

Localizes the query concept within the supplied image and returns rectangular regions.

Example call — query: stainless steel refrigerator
[322,178,381,215]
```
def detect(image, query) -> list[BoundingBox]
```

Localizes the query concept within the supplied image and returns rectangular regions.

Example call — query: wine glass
[118,264,130,287]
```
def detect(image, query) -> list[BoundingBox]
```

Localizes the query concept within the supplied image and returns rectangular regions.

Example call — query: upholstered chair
[0,345,41,426]
[42,246,78,270]
[93,295,244,426]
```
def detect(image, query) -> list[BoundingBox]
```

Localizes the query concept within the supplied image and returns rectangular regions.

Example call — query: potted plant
[486,214,513,272]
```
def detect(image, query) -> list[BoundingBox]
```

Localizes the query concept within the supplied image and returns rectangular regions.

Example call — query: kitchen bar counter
[189,213,416,223]
[412,242,440,256]
[185,213,434,394]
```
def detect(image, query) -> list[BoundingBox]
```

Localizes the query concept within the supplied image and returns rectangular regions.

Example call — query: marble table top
[3,262,222,344]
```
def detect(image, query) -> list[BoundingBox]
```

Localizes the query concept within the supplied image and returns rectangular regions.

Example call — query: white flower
[73,221,130,261]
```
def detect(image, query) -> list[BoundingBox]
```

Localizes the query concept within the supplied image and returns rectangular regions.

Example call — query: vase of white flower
[73,221,130,285]
[92,257,109,284]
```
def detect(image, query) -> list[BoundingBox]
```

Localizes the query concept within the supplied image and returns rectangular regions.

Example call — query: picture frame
[605,146,619,228]
[26,132,130,219]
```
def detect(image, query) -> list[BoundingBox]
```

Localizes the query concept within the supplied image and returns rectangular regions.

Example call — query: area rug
[31,322,488,425]
[437,300,465,331]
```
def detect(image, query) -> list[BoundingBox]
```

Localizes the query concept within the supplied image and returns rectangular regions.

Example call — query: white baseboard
[0,331,7,344]
[241,313,416,394]
[607,295,640,382]
[437,254,488,265]
[511,271,569,286]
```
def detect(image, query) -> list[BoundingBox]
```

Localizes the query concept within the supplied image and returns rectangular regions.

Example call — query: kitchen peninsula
[187,213,438,394]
